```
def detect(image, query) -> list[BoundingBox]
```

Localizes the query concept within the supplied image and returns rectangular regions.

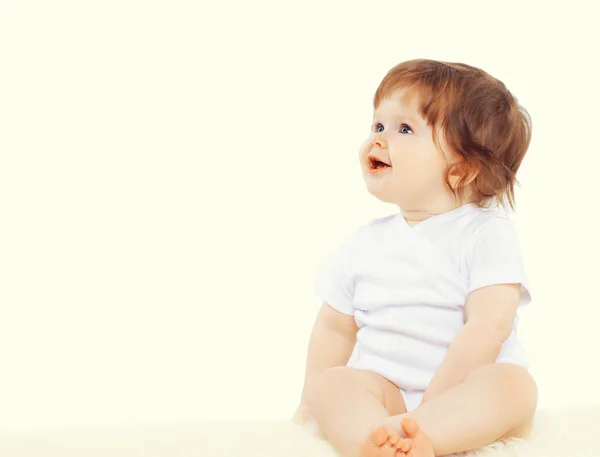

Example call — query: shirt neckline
[394,202,479,232]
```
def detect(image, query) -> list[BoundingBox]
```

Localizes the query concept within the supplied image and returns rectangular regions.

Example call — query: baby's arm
[422,283,520,403]
[296,302,358,415]
[423,214,529,403]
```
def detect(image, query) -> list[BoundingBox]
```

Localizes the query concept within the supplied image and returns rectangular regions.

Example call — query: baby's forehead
[373,97,425,124]
[375,90,421,111]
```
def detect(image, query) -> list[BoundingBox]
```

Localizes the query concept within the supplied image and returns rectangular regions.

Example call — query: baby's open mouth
[369,157,391,170]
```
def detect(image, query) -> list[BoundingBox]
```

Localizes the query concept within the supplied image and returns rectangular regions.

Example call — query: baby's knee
[308,366,354,401]
[467,363,538,412]
[309,367,387,405]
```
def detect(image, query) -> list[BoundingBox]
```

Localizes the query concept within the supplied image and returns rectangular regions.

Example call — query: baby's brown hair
[373,59,532,209]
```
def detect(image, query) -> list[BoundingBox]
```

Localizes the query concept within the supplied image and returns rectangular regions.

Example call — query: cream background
[1,0,598,433]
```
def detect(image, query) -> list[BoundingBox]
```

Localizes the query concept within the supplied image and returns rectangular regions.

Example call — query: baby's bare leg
[382,363,538,456]
[307,366,406,457]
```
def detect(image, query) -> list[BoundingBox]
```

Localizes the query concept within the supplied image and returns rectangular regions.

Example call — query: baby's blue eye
[400,124,413,134]
[371,122,385,132]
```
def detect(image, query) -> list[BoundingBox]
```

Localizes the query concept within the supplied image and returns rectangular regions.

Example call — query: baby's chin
[364,181,417,208]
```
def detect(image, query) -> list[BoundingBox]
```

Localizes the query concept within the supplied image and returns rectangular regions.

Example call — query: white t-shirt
[314,203,531,392]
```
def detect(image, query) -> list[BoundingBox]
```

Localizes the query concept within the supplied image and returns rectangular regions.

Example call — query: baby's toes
[370,426,391,446]
[387,434,400,446]
[395,437,412,453]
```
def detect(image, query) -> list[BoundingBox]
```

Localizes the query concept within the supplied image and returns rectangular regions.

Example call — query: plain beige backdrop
[1,0,599,432]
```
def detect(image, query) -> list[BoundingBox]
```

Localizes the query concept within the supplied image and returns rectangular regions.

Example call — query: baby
[293,59,537,457]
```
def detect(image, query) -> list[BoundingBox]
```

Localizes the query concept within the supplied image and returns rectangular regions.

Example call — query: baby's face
[359,91,454,209]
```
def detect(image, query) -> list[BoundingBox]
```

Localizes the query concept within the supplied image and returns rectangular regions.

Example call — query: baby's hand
[292,402,312,425]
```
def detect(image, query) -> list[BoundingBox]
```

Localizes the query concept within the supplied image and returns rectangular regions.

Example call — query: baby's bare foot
[393,417,434,457]
[362,426,406,457]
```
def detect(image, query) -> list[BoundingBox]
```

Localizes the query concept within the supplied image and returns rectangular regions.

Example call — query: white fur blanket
[0,407,597,457]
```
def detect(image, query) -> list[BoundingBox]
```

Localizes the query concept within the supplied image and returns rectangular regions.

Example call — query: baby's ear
[448,160,479,189]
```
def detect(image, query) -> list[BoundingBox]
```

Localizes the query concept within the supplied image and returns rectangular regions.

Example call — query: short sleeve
[314,231,359,316]
[467,216,532,306]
